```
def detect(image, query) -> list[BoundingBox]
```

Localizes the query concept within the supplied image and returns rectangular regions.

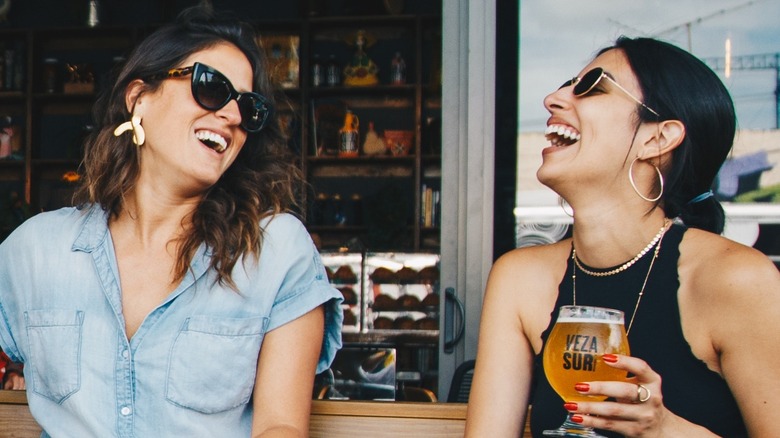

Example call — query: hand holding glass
[542,305,630,437]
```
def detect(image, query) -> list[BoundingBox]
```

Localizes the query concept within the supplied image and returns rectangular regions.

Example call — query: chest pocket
[25,309,84,404]
[166,315,268,414]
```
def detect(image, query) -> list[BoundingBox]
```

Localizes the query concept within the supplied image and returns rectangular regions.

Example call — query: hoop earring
[113,115,145,146]
[629,157,664,202]
[558,197,574,218]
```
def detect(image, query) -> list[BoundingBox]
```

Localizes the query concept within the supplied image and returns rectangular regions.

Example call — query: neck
[570,206,669,269]
[110,186,200,249]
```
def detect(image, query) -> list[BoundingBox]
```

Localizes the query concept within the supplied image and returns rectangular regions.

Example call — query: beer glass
[542,305,630,437]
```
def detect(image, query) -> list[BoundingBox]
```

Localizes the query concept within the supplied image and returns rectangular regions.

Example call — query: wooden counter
[0,391,467,437]
[0,391,532,437]
[0,390,41,437]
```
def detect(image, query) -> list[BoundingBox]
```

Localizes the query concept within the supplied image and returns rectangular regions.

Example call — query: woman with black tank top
[465,36,780,437]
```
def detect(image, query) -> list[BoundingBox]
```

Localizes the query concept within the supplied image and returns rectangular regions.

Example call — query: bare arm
[465,244,566,436]
[707,249,780,437]
[251,306,325,438]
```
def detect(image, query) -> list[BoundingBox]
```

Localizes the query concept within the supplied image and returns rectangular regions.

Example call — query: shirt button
[120,406,132,416]
[122,350,129,359]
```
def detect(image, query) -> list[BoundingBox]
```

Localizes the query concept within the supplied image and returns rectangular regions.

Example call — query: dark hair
[75,6,303,287]
[606,36,736,234]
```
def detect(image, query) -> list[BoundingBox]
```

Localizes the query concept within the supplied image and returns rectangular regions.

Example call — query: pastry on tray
[332,265,357,284]
[372,293,396,310]
[393,316,415,330]
[338,287,358,305]
[370,267,396,283]
[373,316,394,330]
[396,294,421,310]
[395,267,418,284]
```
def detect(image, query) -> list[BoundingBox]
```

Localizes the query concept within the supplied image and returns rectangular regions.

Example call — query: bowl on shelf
[384,130,414,156]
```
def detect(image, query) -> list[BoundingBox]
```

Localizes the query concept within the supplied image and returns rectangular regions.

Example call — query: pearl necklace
[572,220,670,277]
[571,221,671,335]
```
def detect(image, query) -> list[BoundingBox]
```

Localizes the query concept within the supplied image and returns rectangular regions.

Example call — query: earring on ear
[628,157,664,202]
[558,196,574,218]
[113,115,145,146]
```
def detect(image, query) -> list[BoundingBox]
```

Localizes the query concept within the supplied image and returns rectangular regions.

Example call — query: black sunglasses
[560,67,659,117]
[155,62,272,132]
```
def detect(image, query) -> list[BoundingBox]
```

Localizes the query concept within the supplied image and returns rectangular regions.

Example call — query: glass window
[516,1,780,266]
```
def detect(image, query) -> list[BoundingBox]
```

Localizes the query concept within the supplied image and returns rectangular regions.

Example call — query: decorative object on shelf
[390,52,406,85]
[86,0,102,28]
[61,171,80,183]
[0,118,11,158]
[420,184,441,228]
[285,38,300,88]
[343,30,379,87]
[362,121,385,155]
[422,116,441,154]
[0,116,20,160]
[0,40,24,91]
[384,130,413,156]
[330,193,347,225]
[63,63,95,94]
[311,54,324,87]
[339,109,359,157]
[326,55,340,86]
[0,0,11,23]
[42,58,58,93]
[259,35,300,88]
[312,101,346,156]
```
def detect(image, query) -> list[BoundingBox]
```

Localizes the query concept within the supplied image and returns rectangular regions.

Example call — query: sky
[518,0,780,133]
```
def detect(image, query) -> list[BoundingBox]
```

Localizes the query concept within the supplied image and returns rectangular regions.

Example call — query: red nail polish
[602,354,618,363]
[574,383,590,392]
[563,402,578,411]
[571,415,584,424]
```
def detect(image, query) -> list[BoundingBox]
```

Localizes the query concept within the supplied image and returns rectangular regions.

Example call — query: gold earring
[558,196,574,218]
[113,115,145,146]
[628,157,664,202]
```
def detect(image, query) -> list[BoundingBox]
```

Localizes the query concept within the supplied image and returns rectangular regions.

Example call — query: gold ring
[636,384,651,403]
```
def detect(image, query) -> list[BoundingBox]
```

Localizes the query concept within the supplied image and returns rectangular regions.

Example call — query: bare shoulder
[491,239,571,280]
[485,240,571,350]
[680,228,780,297]
[679,228,780,345]
[488,240,571,299]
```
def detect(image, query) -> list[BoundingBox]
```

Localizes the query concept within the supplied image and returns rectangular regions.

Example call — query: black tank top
[530,224,747,437]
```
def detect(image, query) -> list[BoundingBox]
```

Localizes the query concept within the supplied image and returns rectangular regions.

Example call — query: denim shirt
[0,205,343,437]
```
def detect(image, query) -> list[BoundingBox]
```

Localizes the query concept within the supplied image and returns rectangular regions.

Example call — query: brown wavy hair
[74,6,303,288]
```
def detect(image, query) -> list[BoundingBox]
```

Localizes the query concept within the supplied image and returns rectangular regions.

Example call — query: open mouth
[545,124,581,147]
[195,130,228,153]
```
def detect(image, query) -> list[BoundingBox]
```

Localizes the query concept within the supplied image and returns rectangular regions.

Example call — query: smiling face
[130,42,253,198]
[536,48,656,202]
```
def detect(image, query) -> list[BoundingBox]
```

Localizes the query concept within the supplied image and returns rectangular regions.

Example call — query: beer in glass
[542,305,630,437]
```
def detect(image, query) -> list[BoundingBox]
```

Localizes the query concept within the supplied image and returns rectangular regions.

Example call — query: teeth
[195,130,228,153]
[545,124,581,146]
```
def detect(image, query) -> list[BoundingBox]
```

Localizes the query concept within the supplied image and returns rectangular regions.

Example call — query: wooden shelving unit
[0,5,442,253]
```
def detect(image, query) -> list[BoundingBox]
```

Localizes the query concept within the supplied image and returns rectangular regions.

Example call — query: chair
[402,386,438,402]
[447,359,476,403]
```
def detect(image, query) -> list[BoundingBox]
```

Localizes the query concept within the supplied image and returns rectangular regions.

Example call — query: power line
[702,53,780,128]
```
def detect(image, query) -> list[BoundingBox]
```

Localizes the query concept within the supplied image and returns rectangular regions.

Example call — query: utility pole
[702,53,780,129]
[653,0,761,52]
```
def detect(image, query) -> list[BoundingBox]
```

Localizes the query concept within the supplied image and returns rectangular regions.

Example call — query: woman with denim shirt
[0,6,342,437]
